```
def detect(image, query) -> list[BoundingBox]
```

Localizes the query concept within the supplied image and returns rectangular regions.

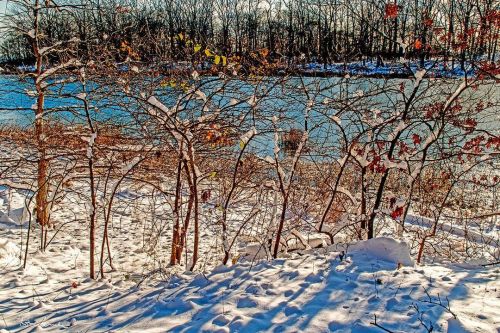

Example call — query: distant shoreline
[0,60,475,80]
[0,69,471,80]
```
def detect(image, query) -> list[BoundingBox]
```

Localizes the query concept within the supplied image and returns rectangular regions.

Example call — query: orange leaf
[384,3,399,19]
[414,39,423,50]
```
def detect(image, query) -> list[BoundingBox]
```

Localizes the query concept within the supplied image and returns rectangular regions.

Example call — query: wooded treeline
[1,0,499,69]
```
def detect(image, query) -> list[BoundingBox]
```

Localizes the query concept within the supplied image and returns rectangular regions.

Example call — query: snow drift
[349,237,414,267]
[0,238,20,267]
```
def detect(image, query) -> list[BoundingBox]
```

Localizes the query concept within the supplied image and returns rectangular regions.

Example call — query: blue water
[0,75,391,124]
[0,76,130,126]
[0,75,497,158]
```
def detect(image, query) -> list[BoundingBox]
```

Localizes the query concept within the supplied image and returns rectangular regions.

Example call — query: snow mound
[239,242,270,260]
[350,237,414,267]
[0,210,17,225]
[0,207,29,227]
[0,238,20,266]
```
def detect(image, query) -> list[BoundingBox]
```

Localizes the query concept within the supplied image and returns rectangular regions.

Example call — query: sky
[0,0,7,29]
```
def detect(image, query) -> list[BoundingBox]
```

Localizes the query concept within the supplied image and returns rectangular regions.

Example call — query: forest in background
[0,0,499,71]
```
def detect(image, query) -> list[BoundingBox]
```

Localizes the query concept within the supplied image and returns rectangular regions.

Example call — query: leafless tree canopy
[1,0,499,70]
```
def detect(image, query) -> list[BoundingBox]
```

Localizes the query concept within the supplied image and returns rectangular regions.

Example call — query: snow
[405,214,499,257]
[27,30,36,39]
[120,155,142,174]
[0,239,20,267]
[443,81,468,112]
[263,155,274,164]
[353,90,364,97]
[86,132,97,159]
[38,38,80,56]
[25,90,37,97]
[194,89,208,102]
[300,60,476,78]
[240,127,257,145]
[0,232,497,332]
[75,92,87,100]
[352,146,370,168]
[247,95,258,107]
[330,115,341,125]
[0,189,31,227]
[388,120,406,141]
[0,211,16,225]
[414,69,426,85]
[336,186,357,205]
[396,37,408,50]
[349,237,414,267]
[447,318,472,333]
[147,96,173,118]
[0,187,498,333]
[36,59,82,84]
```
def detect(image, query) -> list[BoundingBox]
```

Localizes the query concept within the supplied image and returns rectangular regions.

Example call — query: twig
[370,314,395,333]
[411,304,434,332]
[481,261,500,267]
[421,287,457,319]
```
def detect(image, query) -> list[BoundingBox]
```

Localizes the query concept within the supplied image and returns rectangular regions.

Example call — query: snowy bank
[0,241,498,332]
[349,237,414,267]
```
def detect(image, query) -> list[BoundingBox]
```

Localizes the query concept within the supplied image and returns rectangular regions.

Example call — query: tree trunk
[32,0,50,245]
[170,153,183,266]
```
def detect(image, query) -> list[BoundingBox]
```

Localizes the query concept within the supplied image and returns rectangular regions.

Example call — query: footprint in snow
[305,272,323,283]
[272,324,287,332]
[232,268,246,278]
[385,297,401,310]
[229,319,244,331]
[284,304,303,317]
[229,315,245,331]
[190,274,210,288]
[185,296,209,306]
[237,296,258,308]
[329,321,347,331]
[281,270,299,280]
[212,314,230,326]
[260,282,272,290]
[245,284,264,295]
[164,299,197,314]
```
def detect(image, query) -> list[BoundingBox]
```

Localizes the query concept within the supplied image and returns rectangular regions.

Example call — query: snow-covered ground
[5,59,475,79]
[300,60,475,78]
[0,187,499,333]
[1,236,498,332]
